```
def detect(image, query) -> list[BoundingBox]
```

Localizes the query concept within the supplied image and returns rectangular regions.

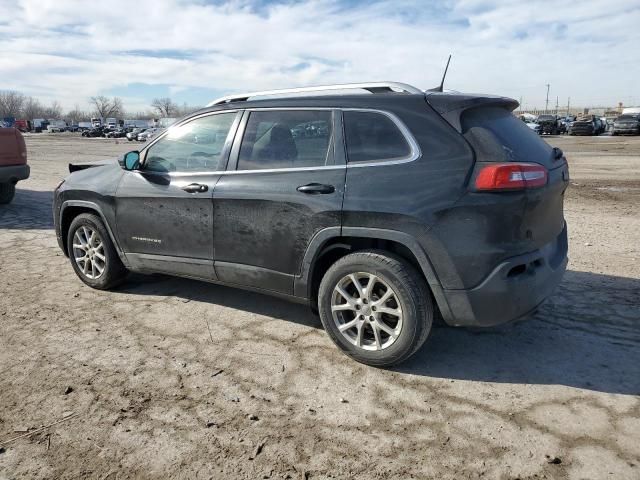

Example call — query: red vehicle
[14,119,30,132]
[0,127,29,204]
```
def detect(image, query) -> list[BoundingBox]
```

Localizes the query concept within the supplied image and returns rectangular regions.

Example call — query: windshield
[538,115,555,121]
[617,115,638,121]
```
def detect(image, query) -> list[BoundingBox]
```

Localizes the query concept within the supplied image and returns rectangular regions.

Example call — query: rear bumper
[0,164,30,183]
[441,223,568,327]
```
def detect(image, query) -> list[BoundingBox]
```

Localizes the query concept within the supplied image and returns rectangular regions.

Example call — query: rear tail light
[475,163,548,191]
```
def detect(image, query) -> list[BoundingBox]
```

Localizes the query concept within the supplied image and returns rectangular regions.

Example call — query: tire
[318,250,433,367]
[67,213,127,290]
[0,182,16,204]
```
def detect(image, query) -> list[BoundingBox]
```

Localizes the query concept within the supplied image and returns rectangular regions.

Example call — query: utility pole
[545,84,550,114]
[566,97,570,116]
[555,96,559,116]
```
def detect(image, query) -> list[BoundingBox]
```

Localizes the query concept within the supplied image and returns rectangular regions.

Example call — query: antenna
[428,54,452,92]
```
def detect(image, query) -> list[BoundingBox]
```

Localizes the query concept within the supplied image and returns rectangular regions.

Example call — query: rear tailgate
[0,128,27,166]
[460,106,569,252]
[425,94,569,288]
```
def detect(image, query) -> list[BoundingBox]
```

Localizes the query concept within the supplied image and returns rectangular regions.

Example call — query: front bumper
[441,223,568,327]
[613,126,640,134]
[569,128,594,135]
[0,164,30,183]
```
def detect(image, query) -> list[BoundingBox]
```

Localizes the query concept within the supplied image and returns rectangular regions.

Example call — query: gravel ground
[0,133,638,479]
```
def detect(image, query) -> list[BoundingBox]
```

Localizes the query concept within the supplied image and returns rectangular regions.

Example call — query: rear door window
[237,110,333,170]
[343,111,411,163]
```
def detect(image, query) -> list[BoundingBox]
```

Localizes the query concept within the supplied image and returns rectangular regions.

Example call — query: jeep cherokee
[53,82,569,366]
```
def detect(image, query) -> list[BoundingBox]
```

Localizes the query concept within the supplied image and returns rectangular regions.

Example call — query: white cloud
[0,0,638,112]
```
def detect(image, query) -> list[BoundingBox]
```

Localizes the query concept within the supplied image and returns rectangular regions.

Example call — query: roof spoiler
[426,93,519,132]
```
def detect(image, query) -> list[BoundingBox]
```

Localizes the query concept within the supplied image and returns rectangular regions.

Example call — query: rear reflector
[475,163,548,191]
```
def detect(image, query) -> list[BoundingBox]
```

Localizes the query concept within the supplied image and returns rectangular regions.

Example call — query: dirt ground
[1,133,638,480]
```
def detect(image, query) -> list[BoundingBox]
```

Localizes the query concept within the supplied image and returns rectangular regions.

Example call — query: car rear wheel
[67,213,127,290]
[318,250,433,367]
[0,182,16,204]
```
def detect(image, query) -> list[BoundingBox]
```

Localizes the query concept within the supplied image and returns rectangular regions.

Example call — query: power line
[545,84,550,114]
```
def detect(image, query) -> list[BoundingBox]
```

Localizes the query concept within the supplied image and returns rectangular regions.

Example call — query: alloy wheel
[72,226,106,279]
[330,272,403,351]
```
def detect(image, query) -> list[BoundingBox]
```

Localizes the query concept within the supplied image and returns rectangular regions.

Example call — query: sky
[1,0,639,113]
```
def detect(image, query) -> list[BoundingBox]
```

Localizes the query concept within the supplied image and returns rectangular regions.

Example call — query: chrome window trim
[341,108,421,168]
[155,108,420,177]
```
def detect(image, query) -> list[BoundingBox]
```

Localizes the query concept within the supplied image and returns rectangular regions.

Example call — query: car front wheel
[67,213,127,289]
[318,250,433,367]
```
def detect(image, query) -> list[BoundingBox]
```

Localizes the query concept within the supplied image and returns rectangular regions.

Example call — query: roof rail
[207,82,423,106]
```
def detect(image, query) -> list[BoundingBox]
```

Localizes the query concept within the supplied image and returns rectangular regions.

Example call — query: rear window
[461,107,552,164]
[343,111,411,163]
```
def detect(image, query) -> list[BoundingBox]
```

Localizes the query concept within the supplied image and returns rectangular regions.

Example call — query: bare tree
[43,101,63,119]
[112,97,124,117]
[66,105,89,124]
[0,90,25,118]
[151,97,177,117]
[21,96,44,120]
[175,102,201,117]
[90,96,124,118]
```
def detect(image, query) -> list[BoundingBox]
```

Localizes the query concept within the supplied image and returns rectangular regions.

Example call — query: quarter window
[237,110,333,170]
[144,112,237,173]
[343,111,411,163]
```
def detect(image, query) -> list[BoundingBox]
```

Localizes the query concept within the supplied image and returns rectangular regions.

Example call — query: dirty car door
[115,111,240,279]
[213,109,345,294]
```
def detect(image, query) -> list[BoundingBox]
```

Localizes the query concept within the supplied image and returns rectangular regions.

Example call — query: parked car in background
[612,114,640,135]
[0,127,29,204]
[31,119,48,133]
[525,121,542,135]
[137,127,160,141]
[536,114,564,135]
[53,81,569,366]
[568,115,599,136]
[47,123,65,133]
[126,128,146,141]
[82,127,106,137]
[14,120,30,132]
[560,115,576,133]
[105,127,127,138]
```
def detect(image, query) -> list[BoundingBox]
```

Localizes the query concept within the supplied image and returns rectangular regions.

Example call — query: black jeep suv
[536,114,564,135]
[53,82,569,366]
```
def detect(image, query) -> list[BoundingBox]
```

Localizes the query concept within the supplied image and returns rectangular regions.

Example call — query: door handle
[296,183,335,194]
[182,183,208,193]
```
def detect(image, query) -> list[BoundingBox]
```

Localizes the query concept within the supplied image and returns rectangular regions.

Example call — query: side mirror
[123,151,140,171]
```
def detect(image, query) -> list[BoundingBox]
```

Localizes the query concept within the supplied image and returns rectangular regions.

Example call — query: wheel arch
[295,227,454,322]
[60,201,127,265]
